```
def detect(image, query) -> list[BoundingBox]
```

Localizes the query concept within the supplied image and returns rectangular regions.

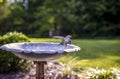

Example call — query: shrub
[0,31,30,45]
[0,31,31,73]
[86,68,118,79]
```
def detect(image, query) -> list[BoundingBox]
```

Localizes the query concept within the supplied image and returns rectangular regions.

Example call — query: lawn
[30,38,120,70]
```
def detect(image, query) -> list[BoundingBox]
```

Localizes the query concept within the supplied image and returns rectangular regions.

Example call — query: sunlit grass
[0,0,3,2]
[30,38,120,69]
[30,38,61,42]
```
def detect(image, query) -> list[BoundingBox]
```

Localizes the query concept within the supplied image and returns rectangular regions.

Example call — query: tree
[0,0,120,37]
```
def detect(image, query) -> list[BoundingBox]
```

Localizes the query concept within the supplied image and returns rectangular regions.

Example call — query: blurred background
[0,0,120,38]
[0,1,120,78]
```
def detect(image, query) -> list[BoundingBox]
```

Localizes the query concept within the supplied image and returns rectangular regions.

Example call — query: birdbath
[0,42,80,79]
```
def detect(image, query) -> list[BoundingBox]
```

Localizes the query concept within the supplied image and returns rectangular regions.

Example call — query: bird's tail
[53,36,64,39]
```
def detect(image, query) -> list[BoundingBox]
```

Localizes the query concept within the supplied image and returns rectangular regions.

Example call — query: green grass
[30,38,120,69]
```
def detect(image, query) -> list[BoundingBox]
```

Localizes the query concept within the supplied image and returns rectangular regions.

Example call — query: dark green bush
[0,31,31,73]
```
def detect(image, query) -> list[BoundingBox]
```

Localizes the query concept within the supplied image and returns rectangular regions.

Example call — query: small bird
[53,35,72,47]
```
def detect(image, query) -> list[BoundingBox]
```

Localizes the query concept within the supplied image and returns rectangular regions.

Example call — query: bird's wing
[53,36,64,39]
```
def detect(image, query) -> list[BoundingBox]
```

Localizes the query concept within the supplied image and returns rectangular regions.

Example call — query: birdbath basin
[0,42,80,79]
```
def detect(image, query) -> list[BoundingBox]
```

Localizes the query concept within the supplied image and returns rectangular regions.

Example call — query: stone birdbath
[0,42,80,79]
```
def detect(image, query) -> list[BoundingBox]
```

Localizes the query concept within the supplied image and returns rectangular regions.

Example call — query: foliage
[0,31,31,73]
[57,65,120,79]
[0,1,120,37]
[0,31,30,44]
[28,0,120,37]
[46,61,120,79]
[86,68,119,79]
[0,2,27,35]
[58,57,80,75]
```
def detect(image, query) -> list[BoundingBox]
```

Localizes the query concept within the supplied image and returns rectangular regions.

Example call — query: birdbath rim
[0,42,80,54]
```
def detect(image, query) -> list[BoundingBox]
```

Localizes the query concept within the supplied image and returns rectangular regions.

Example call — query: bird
[53,35,72,47]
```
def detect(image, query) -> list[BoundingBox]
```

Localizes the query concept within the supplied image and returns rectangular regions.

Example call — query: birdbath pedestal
[34,61,47,79]
[0,42,80,79]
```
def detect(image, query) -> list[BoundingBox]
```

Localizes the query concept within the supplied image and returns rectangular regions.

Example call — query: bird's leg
[69,40,71,44]
[64,43,67,48]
